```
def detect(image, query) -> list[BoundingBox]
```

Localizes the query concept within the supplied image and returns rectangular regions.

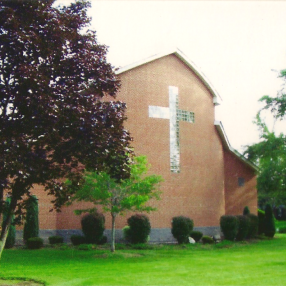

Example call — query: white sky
[60,0,286,153]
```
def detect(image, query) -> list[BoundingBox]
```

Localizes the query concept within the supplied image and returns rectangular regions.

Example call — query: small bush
[247,214,259,238]
[81,212,105,244]
[26,237,44,249]
[220,215,238,241]
[48,235,64,245]
[258,209,265,235]
[264,204,276,238]
[127,214,151,244]
[70,235,86,246]
[171,216,194,244]
[278,227,286,233]
[122,226,131,242]
[202,236,214,244]
[236,215,250,241]
[189,231,203,242]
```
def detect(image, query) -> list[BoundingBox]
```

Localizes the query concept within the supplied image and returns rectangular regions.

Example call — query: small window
[238,177,245,187]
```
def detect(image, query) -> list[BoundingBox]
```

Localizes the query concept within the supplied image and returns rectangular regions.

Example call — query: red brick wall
[224,150,257,215]
[25,54,257,232]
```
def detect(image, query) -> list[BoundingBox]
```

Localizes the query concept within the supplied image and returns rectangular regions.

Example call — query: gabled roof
[215,121,258,172]
[116,48,222,106]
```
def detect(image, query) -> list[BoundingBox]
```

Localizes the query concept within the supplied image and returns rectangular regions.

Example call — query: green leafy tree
[244,113,286,206]
[23,195,39,242]
[69,156,163,252]
[0,0,132,258]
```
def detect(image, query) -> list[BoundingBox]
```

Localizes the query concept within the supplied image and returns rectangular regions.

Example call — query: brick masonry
[21,52,257,242]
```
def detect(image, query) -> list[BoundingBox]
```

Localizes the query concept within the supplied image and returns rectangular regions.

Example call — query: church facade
[17,49,257,243]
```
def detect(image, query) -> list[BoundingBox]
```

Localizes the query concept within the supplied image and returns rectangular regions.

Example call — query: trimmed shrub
[171,216,194,244]
[189,230,203,242]
[122,226,131,242]
[278,227,286,234]
[236,215,250,241]
[258,209,265,235]
[127,214,151,244]
[48,235,64,245]
[2,198,16,249]
[243,206,250,215]
[70,235,86,246]
[26,237,44,249]
[81,212,105,244]
[23,195,39,242]
[264,204,276,238]
[220,215,238,241]
[246,214,259,238]
[202,236,214,244]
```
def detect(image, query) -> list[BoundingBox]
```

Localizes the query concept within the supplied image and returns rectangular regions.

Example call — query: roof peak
[116,47,222,104]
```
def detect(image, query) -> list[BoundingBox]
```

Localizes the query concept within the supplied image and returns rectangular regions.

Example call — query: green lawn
[1,235,286,286]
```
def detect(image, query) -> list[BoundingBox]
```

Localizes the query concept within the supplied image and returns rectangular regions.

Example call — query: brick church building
[17,49,257,243]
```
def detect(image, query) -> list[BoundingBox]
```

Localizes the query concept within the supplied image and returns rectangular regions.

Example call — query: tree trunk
[0,195,17,259]
[110,213,117,253]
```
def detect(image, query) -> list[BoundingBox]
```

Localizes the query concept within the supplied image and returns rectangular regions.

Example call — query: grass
[1,235,286,286]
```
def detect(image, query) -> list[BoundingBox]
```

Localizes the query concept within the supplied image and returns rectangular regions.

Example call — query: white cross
[149,86,194,173]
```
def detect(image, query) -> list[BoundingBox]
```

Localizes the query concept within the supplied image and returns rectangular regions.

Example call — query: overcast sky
[59,1,286,152]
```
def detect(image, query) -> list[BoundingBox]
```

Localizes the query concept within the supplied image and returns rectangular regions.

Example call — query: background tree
[23,195,39,242]
[69,156,162,252]
[0,0,133,257]
[244,111,286,207]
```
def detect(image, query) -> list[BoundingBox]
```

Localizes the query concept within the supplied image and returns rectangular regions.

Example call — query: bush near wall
[171,216,194,244]
[70,235,86,246]
[246,214,259,239]
[220,215,238,241]
[202,236,214,244]
[81,212,105,244]
[190,231,203,242]
[26,237,44,249]
[49,236,64,245]
[236,215,250,241]
[126,214,151,244]
[264,204,276,238]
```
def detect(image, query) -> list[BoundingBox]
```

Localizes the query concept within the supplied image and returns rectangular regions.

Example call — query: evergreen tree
[264,204,276,238]
[23,195,39,242]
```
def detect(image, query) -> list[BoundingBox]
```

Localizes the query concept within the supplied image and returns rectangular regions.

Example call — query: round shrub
[202,236,214,244]
[220,215,238,241]
[127,214,151,244]
[70,235,86,246]
[171,216,194,244]
[122,226,131,242]
[246,214,259,239]
[23,195,39,242]
[258,209,265,235]
[189,230,203,242]
[26,237,44,249]
[48,235,64,245]
[236,215,250,241]
[81,212,105,244]
[278,227,286,234]
[264,204,276,238]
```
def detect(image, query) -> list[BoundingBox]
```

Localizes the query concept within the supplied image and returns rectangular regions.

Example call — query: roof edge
[116,48,222,105]
[214,121,258,172]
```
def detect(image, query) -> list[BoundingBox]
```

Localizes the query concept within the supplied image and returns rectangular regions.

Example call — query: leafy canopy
[70,156,163,216]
